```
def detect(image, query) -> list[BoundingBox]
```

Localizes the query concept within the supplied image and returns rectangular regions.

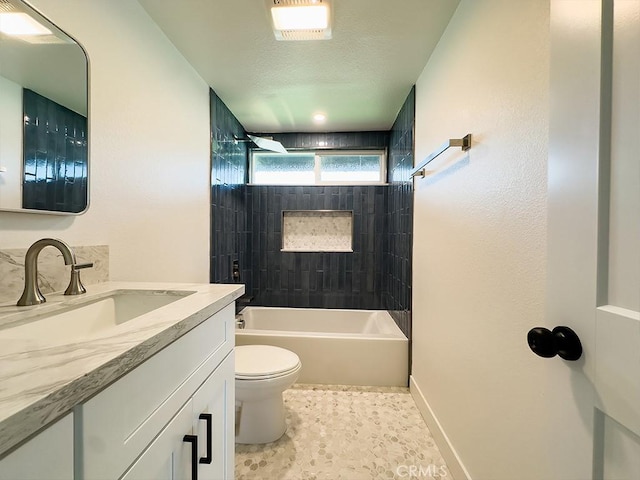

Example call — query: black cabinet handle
[183,434,198,480]
[527,326,582,361]
[199,413,213,464]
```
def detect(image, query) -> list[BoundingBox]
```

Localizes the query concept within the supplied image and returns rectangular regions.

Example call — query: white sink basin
[0,290,195,343]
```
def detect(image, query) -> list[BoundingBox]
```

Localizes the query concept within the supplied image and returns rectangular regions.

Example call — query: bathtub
[235,307,408,387]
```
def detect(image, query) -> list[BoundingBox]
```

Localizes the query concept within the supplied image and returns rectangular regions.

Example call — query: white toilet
[235,345,301,444]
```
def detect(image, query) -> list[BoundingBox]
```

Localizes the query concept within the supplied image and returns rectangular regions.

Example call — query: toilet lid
[235,345,301,378]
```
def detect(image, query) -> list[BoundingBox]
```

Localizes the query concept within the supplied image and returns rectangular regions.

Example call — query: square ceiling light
[268,0,332,41]
[0,12,51,36]
[0,2,67,44]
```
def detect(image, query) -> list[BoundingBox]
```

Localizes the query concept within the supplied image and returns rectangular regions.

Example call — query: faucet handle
[73,262,94,270]
[64,262,93,296]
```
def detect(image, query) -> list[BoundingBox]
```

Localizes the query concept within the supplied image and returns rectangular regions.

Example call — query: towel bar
[410,134,472,178]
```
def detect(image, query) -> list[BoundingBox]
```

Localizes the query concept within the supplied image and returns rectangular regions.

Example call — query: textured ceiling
[138,0,459,132]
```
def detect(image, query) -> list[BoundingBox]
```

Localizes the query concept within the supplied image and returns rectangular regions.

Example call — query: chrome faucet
[17,238,93,306]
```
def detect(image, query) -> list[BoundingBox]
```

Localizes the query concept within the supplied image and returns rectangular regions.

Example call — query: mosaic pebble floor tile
[235,384,449,480]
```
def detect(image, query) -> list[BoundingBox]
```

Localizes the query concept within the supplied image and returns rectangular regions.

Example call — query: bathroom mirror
[0,0,88,214]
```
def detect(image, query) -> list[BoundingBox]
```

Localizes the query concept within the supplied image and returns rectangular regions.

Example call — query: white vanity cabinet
[0,413,73,480]
[121,355,234,480]
[78,303,235,480]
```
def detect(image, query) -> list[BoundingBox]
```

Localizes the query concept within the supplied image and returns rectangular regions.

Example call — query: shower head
[233,134,288,154]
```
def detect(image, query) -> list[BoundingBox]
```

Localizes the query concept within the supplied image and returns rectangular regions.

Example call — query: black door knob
[527,326,582,361]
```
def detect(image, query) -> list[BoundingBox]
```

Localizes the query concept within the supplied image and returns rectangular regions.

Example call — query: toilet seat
[235,345,301,381]
[235,362,302,382]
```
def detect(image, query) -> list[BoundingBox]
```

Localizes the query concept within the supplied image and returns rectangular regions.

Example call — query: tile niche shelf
[282,210,353,252]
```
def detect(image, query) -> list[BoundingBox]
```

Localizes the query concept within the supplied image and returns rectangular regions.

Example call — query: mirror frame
[0,0,90,215]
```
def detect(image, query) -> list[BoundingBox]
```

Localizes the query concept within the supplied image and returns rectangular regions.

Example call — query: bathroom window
[250,150,386,185]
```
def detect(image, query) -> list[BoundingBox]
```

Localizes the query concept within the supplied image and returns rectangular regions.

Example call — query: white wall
[0,0,211,283]
[411,1,550,479]
[0,75,22,210]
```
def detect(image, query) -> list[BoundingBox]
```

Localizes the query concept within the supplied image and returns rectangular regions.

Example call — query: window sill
[247,183,389,187]
[281,249,354,253]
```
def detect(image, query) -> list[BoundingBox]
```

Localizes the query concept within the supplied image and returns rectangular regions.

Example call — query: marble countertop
[0,281,244,457]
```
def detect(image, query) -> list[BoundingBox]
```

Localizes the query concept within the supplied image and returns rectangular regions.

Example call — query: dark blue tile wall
[210,90,250,290]
[247,185,387,309]
[245,131,389,310]
[22,89,88,213]
[384,87,415,338]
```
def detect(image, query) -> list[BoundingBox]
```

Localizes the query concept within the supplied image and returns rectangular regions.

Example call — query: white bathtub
[235,307,408,387]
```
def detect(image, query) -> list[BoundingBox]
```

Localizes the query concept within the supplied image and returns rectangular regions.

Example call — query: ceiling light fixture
[267,0,332,41]
[313,113,327,124]
[0,12,51,36]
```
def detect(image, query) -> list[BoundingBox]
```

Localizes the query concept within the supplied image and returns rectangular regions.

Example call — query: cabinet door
[81,305,232,480]
[121,400,195,480]
[0,414,73,480]
[192,352,234,480]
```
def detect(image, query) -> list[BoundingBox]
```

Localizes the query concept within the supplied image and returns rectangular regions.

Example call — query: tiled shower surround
[247,185,387,309]
[210,88,414,336]
[209,91,250,288]
[245,130,390,310]
[385,87,415,338]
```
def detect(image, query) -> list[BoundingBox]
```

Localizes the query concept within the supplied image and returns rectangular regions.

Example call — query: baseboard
[409,375,472,480]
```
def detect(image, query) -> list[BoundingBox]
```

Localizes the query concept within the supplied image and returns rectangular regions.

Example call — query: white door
[548,1,640,479]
